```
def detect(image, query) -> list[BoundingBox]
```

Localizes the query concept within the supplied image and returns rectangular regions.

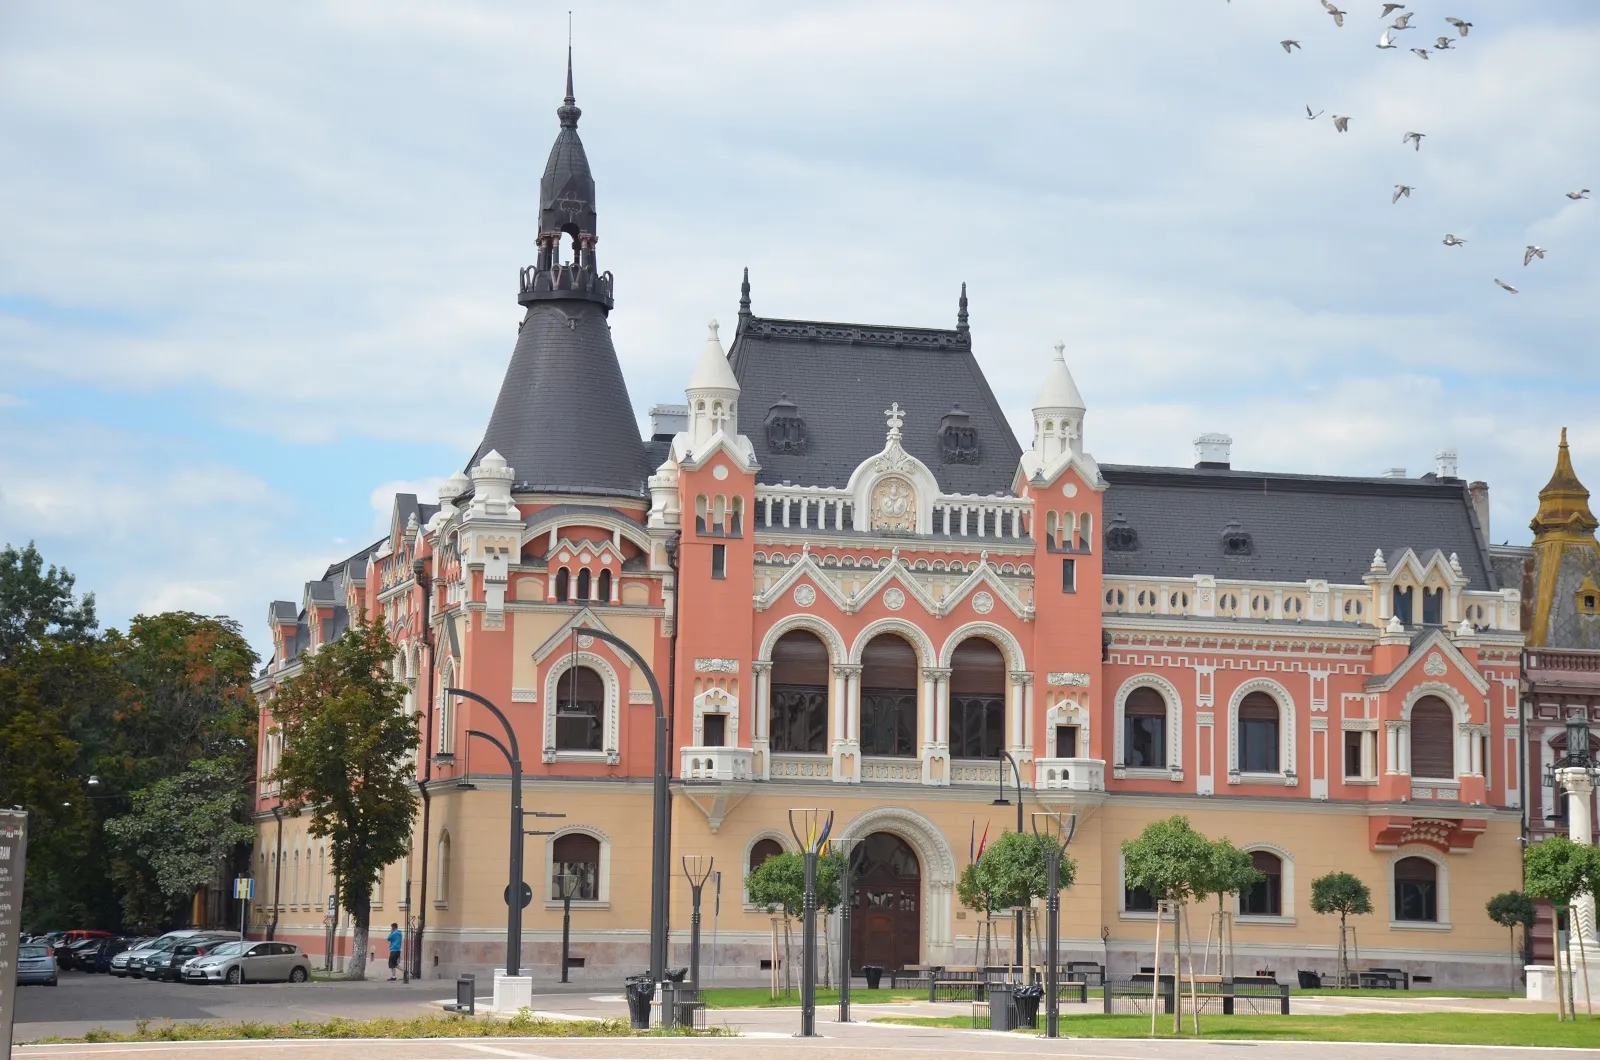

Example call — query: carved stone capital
[750,661,773,677]
[1008,671,1035,687]
[923,667,953,682]
[833,663,863,679]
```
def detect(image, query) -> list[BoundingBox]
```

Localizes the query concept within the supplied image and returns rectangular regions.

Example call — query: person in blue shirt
[386,923,403,981]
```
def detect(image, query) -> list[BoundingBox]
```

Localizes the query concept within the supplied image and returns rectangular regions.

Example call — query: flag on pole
[976,821,991,861]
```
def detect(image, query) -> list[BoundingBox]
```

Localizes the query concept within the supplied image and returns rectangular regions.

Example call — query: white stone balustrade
[1034,757,1106,792]
[680,746,754,782]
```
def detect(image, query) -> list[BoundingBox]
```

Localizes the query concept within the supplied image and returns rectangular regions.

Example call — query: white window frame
[1389,847,1450,930]
[741,830,798,912]
[1235,843,1295,925]
[1226,678,1296,785]
[437,660,456,754]
[1401,683,1469,785]
[544,826,611,910]
[434,830,451,907]
[543,652,622,765]
[1112,674,1184,781]
[1117,852,1159,921]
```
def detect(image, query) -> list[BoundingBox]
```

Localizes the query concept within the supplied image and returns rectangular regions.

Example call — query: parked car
[17,942,58,986]
[90,937,138,973]
[113,930,212,978]
[61,937,107,971]
[59,929,113,948]
[183,941,310,985]
[144,937,236,982]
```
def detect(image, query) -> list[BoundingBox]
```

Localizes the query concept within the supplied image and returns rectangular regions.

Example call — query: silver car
[17,942,58,986]
[182,940,310,984]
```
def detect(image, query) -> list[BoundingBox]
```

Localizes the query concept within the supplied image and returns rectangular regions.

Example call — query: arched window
[1079,512,1093,553]
[555,568,571,603]
[749,837,783,874]
[949,638,1006,760]
[770,630,829,753]
[695,494,708,534]
[553,833,600,901]
[597,569,612,604]
[712,495,727,534]
[1122,687,1167,769]
[291,851,300,906]
[1422,587,1444,626]
[576,568,592,601]
[1392,586,1414,625]
[437,660,455,753]
[860,634,918,757]
[1238,691,1281,774]
[1394,856,1437,922]
[730,496,744,536]
[555,667,605,751]
[436,832,452,904]
[1239,851,1282,917]
[1410,696,1455,778]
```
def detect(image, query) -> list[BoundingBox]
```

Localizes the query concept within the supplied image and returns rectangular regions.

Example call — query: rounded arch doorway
[851,832,921,972]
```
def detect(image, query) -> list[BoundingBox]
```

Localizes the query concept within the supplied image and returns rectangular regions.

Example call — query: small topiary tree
[1123,816,1214,1033]
[1310,871,1372,987]
[1195,839,1262,979]
[747,850,842,996]
[1486,891,1537,993]
[1524,835,1600,1020]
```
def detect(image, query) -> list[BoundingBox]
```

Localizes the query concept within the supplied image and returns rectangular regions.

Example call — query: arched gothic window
[577,568,592,601]
[1237,691,1281,774]
[555,667,605,751]
[860,634,918,757]
[597,569,612,603]
[1410,696,1455,778]
[1394,856,1438,922]
[555,568,571,603]
[552,833,600,901]
[1239,850,1282,917]
[1122,687,1167,769]
[770,630,828,753]
[948,638,1005,759]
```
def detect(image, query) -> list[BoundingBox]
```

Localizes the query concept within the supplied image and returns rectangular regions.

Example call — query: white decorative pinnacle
[884,402,906,440]
[1386,614,1405,634]
[1371,549,1386,572]
[1449,552,1462,574]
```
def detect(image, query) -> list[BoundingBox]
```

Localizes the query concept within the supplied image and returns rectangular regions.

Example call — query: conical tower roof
[469,54,648,497]
[1530,428,1598,540]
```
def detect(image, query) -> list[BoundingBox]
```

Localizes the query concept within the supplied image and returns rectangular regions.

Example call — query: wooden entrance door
[850,832,921,973]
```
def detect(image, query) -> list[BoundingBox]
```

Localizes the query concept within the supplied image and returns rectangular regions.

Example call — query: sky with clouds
[2,0,1597,658]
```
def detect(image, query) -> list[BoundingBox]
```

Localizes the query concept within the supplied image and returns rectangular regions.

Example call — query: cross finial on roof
[885,402,905,439]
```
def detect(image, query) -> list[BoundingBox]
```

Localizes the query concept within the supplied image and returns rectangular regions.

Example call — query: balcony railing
[680,746,754,782]
[1527,649,1600,673]
[1035,758,1106,793]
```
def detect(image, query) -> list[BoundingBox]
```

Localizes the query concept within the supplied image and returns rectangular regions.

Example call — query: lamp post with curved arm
[993,750,1025,971]
[789,808,834,1038]
[448,687,525,977]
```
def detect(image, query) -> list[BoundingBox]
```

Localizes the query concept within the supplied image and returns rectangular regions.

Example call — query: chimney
[649,403,689,439]
[1469,480,1491,542]
[1435,448,1459,480]
[1194,433,1232,470]
[1382,467,1407,479]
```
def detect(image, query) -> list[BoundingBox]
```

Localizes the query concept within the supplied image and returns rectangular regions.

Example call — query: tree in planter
[270,619,418,980]
[1194,839,1262,979]
[1309,871,1372,988]
[745,850,842,997]
[956,860,999,966]
[1524,835,1600,1020]
[1485,891,1537,994]
[1122,816,1213,1034]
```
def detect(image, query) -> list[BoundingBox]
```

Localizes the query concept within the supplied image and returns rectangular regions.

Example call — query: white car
[182,940,311,984]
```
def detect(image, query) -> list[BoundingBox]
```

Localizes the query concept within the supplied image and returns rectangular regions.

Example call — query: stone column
[1008,671,1034,775]
[833,664,862,784]
[1560,769,1599,954]
[752,661,772,780]
[923,668,952,786]
[1385,721,1402,774]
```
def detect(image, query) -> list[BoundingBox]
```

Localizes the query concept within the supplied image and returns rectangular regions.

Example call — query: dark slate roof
[470,298,649,497]
[270,601,298,624]
[644,437,672,475]
[523,503,647,535]
[1098,465,1497,590]
[727,314,1021,494]
[305,580,337,603]
[1541,544,1600,649]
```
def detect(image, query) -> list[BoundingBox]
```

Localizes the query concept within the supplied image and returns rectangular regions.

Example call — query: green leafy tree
[1310,871,1373,987]
[957,832,1075,969]
[270,618,418,980]
[746,850,843,992]
[1486,890,1537,992]
[1194,839,1261,978]
[0,541,98,665]
[1524,835,1600,1020]
[1122,816,1215,1033]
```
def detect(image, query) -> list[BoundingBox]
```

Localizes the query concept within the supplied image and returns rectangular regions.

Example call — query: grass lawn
[875,1012,1600,1048]
[701,986,924,1009]
[25,1013,728,1045]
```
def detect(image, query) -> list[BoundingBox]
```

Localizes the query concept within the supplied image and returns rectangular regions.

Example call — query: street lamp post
[993,751,1025,972]
[1032,811,1078,1040]
[557,872,581,983]
[1544,712,1600,1008]
[789,808,834,1038]
[835,838,857,1023]
[682,856,714,993]
[449,688,525,977]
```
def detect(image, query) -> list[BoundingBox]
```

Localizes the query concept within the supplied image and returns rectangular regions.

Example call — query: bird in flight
[1435,36,1455,50]
[1391,12,1415,29]
[1282,39,1302,53]
[1380,3,1407,16]
[1494,278,1519,294]
[1322,1,1346,27]
[1392,184,1415,203]
[1446,17,1472,36]
[1333,115,1351,132]
[1411,47,1430,60]
[1403,131,1426,151]
[1566,189,1591,200]
[1442,234,1466,246]
[1377,28,1397,49]
[1524,246,1546,266]
[1306,105,1324,120]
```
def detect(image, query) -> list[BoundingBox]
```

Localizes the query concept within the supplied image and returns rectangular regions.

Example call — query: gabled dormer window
[1105,512,1139,552]
[1221,519,1253,557]
[938,405,980,464]
[763,395,807,454]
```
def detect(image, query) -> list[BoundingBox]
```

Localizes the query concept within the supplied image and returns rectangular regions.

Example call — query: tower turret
[1031,342,1086,464]
[685,320,740,450]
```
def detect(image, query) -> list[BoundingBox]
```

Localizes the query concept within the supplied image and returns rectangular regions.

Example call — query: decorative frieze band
[510,688,537,703]
[1047,672,1091,686]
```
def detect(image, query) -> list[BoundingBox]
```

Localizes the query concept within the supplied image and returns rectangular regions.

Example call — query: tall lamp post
[789,808,834,1038]
[834,837,858,1024]
[1032,811,1078,1040]
[1545,713,1600,987]
[682,855,714,993]
[449,687,526,978]
[993,750,1025,971]
[557,872,581,983]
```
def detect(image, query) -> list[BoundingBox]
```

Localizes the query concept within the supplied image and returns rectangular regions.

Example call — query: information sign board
[0,809,30,1060]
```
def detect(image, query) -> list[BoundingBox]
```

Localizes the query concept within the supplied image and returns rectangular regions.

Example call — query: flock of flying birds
[1270,2,1591,295]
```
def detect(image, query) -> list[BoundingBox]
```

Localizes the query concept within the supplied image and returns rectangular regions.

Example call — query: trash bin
[863,965,883,990]
[1297,969,1322,990]
[1013,984,1043,1028]
[987,982,1017,1032]
[444,973,476,1015]
[624,974,655,1030]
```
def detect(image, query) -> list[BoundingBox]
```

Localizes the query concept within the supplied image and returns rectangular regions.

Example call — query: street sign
[0,809,30,1060]
[327,894,336,914]
[503,882,533,909]
[233,877,254,900]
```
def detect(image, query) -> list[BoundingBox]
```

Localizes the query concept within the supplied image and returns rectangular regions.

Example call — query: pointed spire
[738,267,752,330]
[557,40,581,129]
[956,282,969,335]
[1531,427,1598,540]
[1035,341,1085,410]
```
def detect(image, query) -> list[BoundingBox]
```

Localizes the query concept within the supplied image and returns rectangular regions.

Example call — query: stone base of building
[1526,956,1600,1002]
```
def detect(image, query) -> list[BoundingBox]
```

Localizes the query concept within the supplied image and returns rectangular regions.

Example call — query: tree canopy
[1524,835,1600,907]
[1487,890,1537,931]
[745,850,843,916]
[0,541,98,665]
[1122,815,1214,904]
[1196,838,1262,906]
